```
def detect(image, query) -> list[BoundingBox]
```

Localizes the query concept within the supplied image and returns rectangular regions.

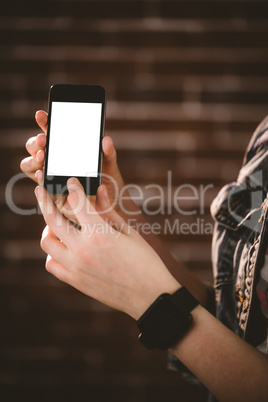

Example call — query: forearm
[138,220,209,306]
[119,199,208,306]
[169,305,268,402]
[37,180,268,402]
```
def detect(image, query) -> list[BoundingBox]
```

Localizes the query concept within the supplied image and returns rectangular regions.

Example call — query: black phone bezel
[43,84,106,195]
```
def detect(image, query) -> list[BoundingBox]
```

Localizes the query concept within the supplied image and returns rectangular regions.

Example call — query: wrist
[130,280,181,321]
[136,287,200,350]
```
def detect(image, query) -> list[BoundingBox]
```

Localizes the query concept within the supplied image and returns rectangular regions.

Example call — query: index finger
[26,133,46,156]
[35,185,72,245]
[66,178,115,236]
[35,110,48,134]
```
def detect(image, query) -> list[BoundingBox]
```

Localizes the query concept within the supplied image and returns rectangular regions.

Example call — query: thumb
[102,136,117,165]
[96,185,130,235]
[102,136,125,190]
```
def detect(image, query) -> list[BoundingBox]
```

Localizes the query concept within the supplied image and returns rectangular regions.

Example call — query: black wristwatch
[137,287,199,350]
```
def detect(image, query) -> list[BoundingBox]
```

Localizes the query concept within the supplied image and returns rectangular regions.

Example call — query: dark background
[1,1,268,401]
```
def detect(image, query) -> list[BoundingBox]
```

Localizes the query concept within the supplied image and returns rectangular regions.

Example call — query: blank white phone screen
[47,101,102,177]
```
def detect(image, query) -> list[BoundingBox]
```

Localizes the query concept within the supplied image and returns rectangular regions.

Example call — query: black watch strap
[171,286,199,314]
[137,287,199,350]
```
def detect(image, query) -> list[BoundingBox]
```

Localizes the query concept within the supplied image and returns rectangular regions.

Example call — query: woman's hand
[20,111,209,307]
[20,110,139,222]
[35,178,180,320]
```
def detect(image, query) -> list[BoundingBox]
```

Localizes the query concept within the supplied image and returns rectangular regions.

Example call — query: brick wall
[1,1,268,401]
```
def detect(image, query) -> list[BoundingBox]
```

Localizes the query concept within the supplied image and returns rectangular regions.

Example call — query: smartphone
[43,84,106,195]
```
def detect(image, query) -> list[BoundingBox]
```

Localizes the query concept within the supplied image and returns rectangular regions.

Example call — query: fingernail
[67,177,77,192]
[103,186,109,199]
[68,177,76,185]
[34,186,40,199]
[35,170,42,183]
[36,150,41,162]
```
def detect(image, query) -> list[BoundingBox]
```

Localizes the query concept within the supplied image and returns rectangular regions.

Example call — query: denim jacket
[210,115,268,348]
[169,116,268,400]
